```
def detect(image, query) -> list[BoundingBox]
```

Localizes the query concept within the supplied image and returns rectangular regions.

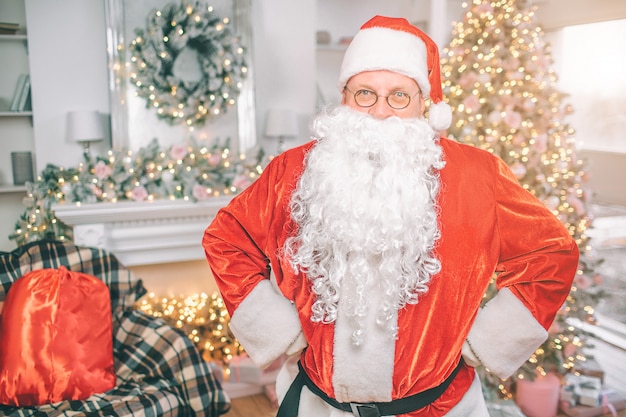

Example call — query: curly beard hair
[284,105,446,345]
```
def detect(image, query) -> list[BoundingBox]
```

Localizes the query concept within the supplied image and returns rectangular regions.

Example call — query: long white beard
[284,106,446,345]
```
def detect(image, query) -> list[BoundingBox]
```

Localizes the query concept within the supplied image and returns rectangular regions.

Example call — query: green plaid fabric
[0,239,231,417]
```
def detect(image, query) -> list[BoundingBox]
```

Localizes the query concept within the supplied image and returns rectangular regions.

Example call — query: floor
[225,394,276,417]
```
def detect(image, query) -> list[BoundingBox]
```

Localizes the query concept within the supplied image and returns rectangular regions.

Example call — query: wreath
[129,1,248,127]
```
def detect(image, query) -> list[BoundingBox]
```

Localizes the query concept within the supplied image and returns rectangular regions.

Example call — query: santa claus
[203,16,578,417]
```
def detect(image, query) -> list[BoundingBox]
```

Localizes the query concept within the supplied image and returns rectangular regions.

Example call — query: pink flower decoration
[131,186,148,201]
[94,161,112,180]
[232,175,252,190]
[193,184,210,201]
[170,143,188,161]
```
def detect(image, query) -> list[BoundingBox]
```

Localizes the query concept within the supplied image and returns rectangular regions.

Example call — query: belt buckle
[349,402,381,417]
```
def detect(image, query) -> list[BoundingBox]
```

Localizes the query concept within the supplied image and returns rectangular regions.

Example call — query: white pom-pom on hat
[338,15,452,131]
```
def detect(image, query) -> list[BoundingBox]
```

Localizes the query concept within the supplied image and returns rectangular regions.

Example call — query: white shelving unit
[0,1,35,190]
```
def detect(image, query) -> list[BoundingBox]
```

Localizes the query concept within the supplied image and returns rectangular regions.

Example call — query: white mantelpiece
[52,197,233,266]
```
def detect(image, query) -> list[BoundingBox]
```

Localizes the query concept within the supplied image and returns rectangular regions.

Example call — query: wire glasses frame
[344,87,421,110]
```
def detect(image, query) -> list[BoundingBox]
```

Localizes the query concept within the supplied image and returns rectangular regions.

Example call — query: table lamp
[67,110,104,156]
[264,109,298,153]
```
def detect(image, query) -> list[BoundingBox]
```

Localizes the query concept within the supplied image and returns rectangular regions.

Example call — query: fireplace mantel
[52,197,233,266]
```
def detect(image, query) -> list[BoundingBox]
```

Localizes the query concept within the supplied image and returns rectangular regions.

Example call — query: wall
[130,260,219,296]
[534,0,626,31]
[579,150,626,207]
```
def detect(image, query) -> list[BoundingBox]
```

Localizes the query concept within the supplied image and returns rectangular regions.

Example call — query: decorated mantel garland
[10,138,267,247]
[129,1,248,127]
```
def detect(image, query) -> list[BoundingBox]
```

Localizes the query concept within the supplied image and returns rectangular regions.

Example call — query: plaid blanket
[0,239,230,417]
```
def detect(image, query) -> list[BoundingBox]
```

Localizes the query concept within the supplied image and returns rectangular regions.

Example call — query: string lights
[136,292,245,366]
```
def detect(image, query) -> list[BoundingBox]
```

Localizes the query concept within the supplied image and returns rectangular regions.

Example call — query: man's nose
[368,98,396,119]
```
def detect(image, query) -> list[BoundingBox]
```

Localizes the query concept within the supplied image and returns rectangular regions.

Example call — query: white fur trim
[229,280,305,368]
[428,101,452,131]
[444,370,490,417]
[332,279,395,402]
[466,287,548,379]
[338,27,430,97]
[461,340,482,368]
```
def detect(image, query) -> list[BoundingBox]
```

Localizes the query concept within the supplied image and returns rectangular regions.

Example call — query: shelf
[0,111,32,117]
[0,34,27,41]
[317,43,348,52]
[0,184,26,194]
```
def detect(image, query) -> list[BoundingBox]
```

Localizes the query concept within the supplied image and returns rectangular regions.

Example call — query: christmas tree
[440,0,605,399]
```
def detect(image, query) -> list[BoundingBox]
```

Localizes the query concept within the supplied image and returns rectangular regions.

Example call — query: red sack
[0,266,116,406]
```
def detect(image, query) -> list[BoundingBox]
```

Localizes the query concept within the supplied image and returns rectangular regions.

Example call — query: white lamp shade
[264,109,298,138]
[67,110,105,143]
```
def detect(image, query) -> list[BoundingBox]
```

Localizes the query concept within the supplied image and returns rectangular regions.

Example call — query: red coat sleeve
[492,156,579,329]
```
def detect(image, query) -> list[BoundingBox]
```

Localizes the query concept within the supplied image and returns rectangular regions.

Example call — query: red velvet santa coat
[203,137,578,416]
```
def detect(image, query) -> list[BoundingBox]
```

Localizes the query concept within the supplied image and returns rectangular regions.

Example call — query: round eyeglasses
[344,87,420,110]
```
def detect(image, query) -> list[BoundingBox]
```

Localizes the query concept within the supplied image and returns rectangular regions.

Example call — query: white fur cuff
[466,288,548,379]
[229,280,305,368]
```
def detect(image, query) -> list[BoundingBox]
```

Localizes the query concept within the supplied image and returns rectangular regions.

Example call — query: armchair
[0,239,230,417]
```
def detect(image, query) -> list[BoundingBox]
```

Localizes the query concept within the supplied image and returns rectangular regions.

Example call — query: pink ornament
[462,95,481,113]
[475,3,494,14]
[488,111,502,124]
[534,134,548,153]
[567,195,585,216]
[564,342,577,359]
[504,110,523,130]
[458,71,478,89]
[523,99,536,111]
[512,133,526,146]
[593,274,603,285]
[574,274,593,290]
[510,162,527,180]
[208,153,222,167]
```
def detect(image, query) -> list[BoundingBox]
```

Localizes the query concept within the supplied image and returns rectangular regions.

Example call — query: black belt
[277,357,464,417]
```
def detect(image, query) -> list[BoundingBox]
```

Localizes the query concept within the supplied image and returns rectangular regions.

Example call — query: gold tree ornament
[129,1,247,126]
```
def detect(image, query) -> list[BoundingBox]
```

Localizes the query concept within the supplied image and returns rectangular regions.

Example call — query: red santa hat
[338,15,452,131]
